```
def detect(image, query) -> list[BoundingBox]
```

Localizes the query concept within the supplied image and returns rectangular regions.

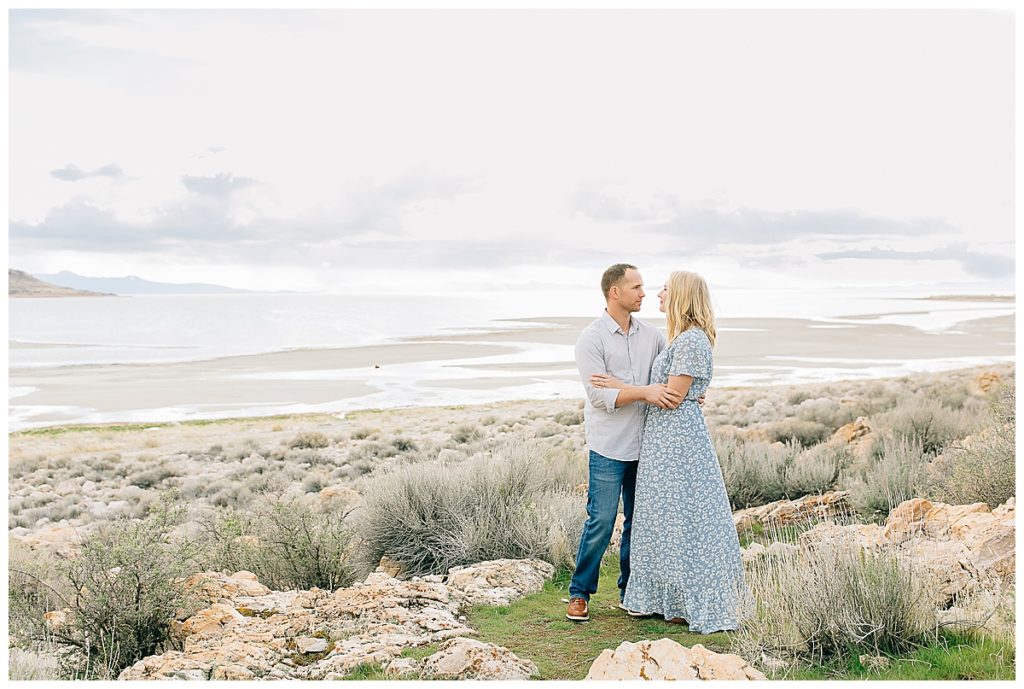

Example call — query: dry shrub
[875,395,983,455]
[288,431,330,449]
[354,440,585,576]
[768,418,831,447]
[10,491,202,679]
[715,436,800,508]
[784,443,849,496]
[195,493,355,592]
[927,381,1015,508]
[735,536,938,667]
[846,435,930,522]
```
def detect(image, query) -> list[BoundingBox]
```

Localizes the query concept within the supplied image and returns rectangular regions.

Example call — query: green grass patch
[462,559,1014,681]
[463,559,732,680]
[10,413,337,437]
[781,631,1015,680]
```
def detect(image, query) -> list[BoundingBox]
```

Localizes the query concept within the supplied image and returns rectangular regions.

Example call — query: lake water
[8,287,1014,368]
[8,287,1014,429]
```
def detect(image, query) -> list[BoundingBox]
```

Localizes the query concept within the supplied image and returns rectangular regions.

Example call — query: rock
[759,653,788,673]
[766,542,799,558]
[799,522,888,551]
[741,543,767,563]
[446,559,555,606]
[734,491,852,532]
[766,491,851,526]
[437,448,463,462]
[799,497,1015,608]
[883,498,933,542]
[295,636,329,654]
[831,417,871,445]
[585,639,766,680]
[211,664,257,680]
[43,608,72,632]
[180,571,272,605]
[385,657,419,677]
[904,539,980,606]
[119,652,215,681]
[420,637,538,680]
[376,556,405,579]
[974,371,1002,393]
[318,485,361,506]
[859,654,891,670]
[175,603,244,642]
[744,541,799,562]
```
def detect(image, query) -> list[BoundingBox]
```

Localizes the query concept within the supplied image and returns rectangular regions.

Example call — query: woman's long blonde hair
[664,271,716,347]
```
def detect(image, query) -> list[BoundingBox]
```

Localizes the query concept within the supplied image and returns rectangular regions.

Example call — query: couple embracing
[566,264,751,634]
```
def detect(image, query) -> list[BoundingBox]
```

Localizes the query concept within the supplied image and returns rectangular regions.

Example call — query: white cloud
[8,9,1014,292]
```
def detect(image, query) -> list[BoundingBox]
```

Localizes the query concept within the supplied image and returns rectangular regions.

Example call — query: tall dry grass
[353,440,586,576]
[736,527,939,667]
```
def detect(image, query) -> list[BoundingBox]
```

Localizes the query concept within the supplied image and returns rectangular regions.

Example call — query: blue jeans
[568,450,637,602]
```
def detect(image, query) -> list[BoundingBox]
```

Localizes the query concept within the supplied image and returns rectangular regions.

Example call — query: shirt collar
[601,309,635,335]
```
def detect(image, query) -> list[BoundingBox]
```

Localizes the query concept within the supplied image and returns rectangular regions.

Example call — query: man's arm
[577,330,682,410]
[575,333,622,413]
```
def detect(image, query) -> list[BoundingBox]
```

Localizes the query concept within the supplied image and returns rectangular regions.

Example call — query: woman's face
[658,283,668,312]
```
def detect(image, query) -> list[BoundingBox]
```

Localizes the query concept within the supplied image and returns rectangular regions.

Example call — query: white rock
[420,637,538,680]
[295,636,329,654]
[385,657,419,677]
[586,639,766,680]
[446,559,554,606]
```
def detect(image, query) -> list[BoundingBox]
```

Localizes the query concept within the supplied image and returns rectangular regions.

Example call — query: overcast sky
[8,9,1015,293]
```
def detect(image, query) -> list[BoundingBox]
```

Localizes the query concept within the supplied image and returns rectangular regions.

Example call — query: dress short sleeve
[667,330,712,379]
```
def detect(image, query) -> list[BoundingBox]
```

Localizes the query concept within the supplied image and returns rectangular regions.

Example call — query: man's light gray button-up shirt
[575,310,667,462]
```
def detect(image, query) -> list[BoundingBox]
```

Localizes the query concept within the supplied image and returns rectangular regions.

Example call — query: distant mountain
[36,271,251,295]
[9,269,113,298]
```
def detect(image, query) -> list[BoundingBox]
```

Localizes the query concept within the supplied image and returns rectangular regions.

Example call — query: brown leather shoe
[566,597,590,621]
[666,617,688,625]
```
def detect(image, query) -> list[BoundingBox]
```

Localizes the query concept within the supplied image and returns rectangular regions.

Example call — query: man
[566,264,683,622]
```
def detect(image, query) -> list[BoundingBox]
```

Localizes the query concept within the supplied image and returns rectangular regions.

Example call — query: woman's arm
[589,374,682,409]
[666,375,693,400]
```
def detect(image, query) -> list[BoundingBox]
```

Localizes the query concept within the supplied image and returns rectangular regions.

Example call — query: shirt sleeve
[575,330,622,414]
[667,330,711,379]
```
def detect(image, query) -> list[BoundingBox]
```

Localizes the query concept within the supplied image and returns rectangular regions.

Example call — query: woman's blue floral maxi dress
[622,327,753,633]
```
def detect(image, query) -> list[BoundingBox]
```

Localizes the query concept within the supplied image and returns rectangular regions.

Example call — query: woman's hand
[590,373,626,389]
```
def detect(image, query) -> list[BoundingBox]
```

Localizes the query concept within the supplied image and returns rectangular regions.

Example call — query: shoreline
[8,361,1014,437]
[8,312,1015,432]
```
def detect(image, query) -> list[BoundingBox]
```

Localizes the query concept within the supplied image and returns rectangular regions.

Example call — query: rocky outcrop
[446,559,555,607]
[830,417,872,445]
[420,637,538,680]
[799,497,1015,607]
[973,371,1003,394]
[9,268,112,297]
[585,639,766,680]
[733,491,852,532]
[118,559,553,680]
[740,541,799,563]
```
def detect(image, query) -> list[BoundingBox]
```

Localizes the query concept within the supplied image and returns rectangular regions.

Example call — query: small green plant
[10,491,202,679]
[195,493,355,591]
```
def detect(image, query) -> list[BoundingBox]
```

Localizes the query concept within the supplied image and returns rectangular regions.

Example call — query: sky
[7,9,1016,294]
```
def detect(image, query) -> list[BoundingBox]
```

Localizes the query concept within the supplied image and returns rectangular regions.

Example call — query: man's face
[611,269,645,312]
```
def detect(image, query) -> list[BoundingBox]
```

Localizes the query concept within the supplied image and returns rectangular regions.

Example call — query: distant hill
[9,269,113,298]
[36,271,251,295]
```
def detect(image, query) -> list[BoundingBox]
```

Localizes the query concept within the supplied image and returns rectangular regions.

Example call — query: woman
[591,271,751,634]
